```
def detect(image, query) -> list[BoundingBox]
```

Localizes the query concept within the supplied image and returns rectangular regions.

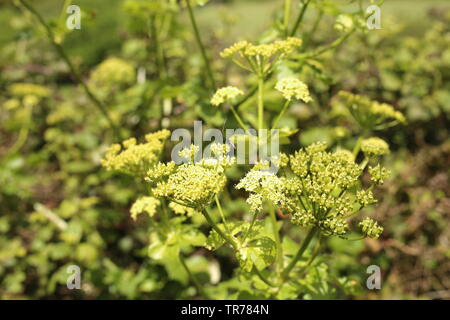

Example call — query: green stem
[7,103,32,155]
[353,136,363,157]
[254,267,275,287]
[242,213,258,243]
[257,77,265,130]
[269,205,283,273]
[179,254,211,299]
[18,0,122,141]
[229,105,248,130]
[272,100,291,129]
[186,0,216,90]
[215,195,230,232]
[290,0,312,37]
[281,227,317,281]
[283,0,293,36]
[202,208,238,249]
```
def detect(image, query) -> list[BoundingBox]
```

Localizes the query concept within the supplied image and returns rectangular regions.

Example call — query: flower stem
[269,205,283,274]
[283,0,293,36]
[179,254,211,299]
[290,0,312,37]
[229,105,248,130]
[186,0,216,90]
[281,227,317,281]
[272,100,291,129]
[257,77,265,131]
[215,195,230,232]
[254,267,275,287]
[18,0,122,141]
[202,208,238,249]
[242,213,258,243]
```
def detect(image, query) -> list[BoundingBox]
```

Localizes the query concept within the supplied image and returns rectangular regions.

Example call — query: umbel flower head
[151,164,227,210]
[237,142,383,238]
[361,137,390,157]
[9,83,51,98]
[101,129,170,177]
[91,57,135,90]
[220,38,302,76]
[337,91,406,130]
[334,14,354,33]
[211,86,244,106]
[130,196,160,220]
[275,78,312,102]
[146,144,233,210]
[359,217,383,239]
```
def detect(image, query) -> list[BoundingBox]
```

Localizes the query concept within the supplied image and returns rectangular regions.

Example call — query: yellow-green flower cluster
[130,196,160,220]
[144,143,233,210]
[5,83,51,108]
[236,169,293,214]
[368,164,391,185]
[356,190,377,207]
[275,78,312,102]
[334,14,354,33]
[359,217,383,239]
[361,137,390,157]
[9,83,51,98]
[338,91,406,130]
[220,38,302,75]
[211,86,244,106]
[91,57,135,90]
[282,143,382,237]
[221,38,301,59]
[151,163,227,210]
[101,129,170,177]
[169,201,199,216]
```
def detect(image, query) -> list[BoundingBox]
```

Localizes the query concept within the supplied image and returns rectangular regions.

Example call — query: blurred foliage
[0,0,449,299]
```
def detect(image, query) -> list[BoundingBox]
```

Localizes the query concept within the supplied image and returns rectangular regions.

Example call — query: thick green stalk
[257,77,265,130]
[281,227,317,281]
[186,0,216,90]
[18,0,122,141]
[283,0,293,36]
[269,206,283,273]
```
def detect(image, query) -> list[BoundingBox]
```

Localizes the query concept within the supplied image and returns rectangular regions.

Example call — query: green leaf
[237,236,276,272]
[205,221,246,250]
